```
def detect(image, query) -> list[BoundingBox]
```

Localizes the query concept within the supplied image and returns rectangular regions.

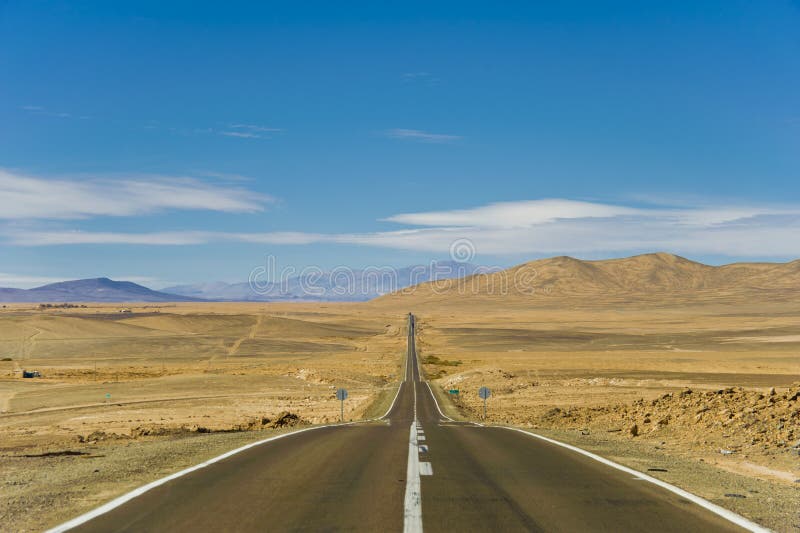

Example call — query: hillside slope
[374,253,800,306]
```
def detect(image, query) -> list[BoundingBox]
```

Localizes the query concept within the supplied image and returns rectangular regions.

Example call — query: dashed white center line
[419,462,433,476]
[403,422,423,533]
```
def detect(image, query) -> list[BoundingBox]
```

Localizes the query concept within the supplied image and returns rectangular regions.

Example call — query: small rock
[720,449,735,455]
[629,424,639,437]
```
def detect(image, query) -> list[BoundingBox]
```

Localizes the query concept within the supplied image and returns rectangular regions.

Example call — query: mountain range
[3,254,799,304]
[163,261,487,301]
[0,261,486,303]
[375,252,800,306]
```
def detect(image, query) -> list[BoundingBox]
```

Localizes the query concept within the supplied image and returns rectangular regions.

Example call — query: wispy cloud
[218,123,284,139]
[385,200,644,227]
[20,105,88,119]
[401,72,441,86]
[6,198,800,259]
[402,71,431,80]
[6,231,324,246]
[0,169,272,220]
[228,124,283,133]
[220,131,261,139]
[145,122,283,140]
[384,128,461,143]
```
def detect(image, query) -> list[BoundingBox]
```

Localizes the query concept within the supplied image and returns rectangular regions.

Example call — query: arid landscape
[0,302,406,531]
[1,254,799,531]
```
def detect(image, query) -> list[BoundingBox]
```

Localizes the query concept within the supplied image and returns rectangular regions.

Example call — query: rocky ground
[440,371,799,481]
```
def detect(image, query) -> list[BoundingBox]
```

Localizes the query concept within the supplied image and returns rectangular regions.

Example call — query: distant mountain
[0,278,202,303]
[164,261,490,302]
[374,253,800,306]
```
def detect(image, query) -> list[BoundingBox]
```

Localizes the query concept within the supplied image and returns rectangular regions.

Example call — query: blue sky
[1,1,799,287]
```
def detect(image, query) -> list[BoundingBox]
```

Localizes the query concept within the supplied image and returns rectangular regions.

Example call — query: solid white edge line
[425,382,455,422]
[502,426,771,533]
[46,421,361,533]
[379,380,404,421]
[385,316,414,421]
[403,421,423,532]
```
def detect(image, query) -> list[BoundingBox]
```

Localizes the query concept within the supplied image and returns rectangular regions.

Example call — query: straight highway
[60,314,749,532]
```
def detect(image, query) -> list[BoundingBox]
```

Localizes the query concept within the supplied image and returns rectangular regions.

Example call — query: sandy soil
[0,303,404,441]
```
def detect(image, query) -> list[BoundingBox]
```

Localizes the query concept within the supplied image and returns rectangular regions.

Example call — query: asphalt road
[67,314,746,532]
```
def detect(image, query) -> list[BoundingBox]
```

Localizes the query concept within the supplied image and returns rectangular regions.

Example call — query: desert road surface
[57,315,753,532]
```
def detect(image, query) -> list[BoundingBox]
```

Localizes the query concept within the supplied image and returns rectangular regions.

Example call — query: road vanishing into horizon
[63,314,746,532]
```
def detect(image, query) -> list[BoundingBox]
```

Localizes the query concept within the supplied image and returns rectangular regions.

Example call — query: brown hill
[375,253,800,307]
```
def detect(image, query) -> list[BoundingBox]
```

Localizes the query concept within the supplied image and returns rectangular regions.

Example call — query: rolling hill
[0,278,202,303]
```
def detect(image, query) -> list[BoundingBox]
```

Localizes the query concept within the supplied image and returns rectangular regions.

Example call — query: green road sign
[448,389,459,395]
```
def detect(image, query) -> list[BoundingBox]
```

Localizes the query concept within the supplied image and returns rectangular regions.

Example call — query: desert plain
[1,254,799,531]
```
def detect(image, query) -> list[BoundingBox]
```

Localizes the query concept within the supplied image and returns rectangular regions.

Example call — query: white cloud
[220,131,261,139]
[384,129,461,143]
[400,72,441,86]
[385,200,646,227]
[401,72,431,80]
[6,231,325,247]
[0,169,271,220]
[228,124,283,133]
[5,198,800,259]
[20,105,79,119]
[219,124,283,139]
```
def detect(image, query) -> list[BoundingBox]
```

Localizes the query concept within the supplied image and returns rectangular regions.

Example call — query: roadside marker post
[336,388,348,422]
[478,386,491,420]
